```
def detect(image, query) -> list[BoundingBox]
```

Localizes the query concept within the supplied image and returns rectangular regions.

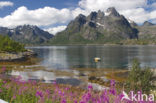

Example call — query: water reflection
[42,46,69,70]
[27,45,156,69]
[10,70,81,85]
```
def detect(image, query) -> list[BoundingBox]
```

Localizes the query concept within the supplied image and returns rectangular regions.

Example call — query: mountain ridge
[0,7,156,45]
[0,25,54,44]
[50,7,138,44]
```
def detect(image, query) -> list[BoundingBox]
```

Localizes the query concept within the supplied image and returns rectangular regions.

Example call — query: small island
[0,35,36,61]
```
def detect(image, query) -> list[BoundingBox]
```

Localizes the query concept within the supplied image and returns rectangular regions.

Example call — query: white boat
[94,57,101,62]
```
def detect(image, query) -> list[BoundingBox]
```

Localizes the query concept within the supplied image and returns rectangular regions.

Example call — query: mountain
[136,21,156,41]
[128,19,138,27]
[142,21,154,26]
[0,25,53,44]
[120,20,156,44]
[50,7,138,44]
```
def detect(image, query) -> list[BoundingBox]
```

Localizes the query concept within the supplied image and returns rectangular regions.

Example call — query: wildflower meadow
[0,67,155,103]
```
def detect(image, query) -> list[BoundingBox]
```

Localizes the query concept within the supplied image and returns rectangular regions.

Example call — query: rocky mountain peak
[106,7,120,17]
[51,7,138,44]
[75,14,87,25]
[88,12,98,20]
[15,25,37,30]
[76,14,86,20]
[87,10,105,21]
[97,10,105,18]
[0,25,53,44]
[143,21,154,26]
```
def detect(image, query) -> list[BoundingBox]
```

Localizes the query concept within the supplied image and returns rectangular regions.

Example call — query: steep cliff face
[50,7,138,44]
[0,25,53,44]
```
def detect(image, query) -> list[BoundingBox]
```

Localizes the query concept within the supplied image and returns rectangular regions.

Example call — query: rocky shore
[0,50,37,62]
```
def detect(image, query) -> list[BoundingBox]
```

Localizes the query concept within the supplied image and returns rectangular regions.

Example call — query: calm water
[27,45,156,69]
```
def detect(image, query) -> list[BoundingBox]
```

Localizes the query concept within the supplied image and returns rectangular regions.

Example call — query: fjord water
[27,45,156,69]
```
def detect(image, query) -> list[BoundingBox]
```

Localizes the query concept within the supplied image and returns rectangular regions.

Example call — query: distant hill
[120,20,156,45]
[49,7,138,44]
[136,23,156,43]
[0,25,53,44]
[142,21,154,26]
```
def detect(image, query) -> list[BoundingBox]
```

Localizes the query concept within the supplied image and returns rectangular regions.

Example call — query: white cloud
[150,10,156,19]
[79,0,147,11]
[120,8,150,24]
[78,0,156,24]
[44,26,67,35]
[72,8,89,18]
[0,1,13,9]
[0,6,73,27]
[0,0,156,31]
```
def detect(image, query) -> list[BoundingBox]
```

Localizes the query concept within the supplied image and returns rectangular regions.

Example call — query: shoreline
[0,50,37,62]
[26,43,156,47]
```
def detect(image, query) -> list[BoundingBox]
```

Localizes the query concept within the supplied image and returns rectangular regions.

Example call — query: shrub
[126,59,155,94]
[0,35,26,53]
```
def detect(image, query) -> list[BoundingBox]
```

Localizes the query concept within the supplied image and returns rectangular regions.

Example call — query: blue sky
[0,0,156,34]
